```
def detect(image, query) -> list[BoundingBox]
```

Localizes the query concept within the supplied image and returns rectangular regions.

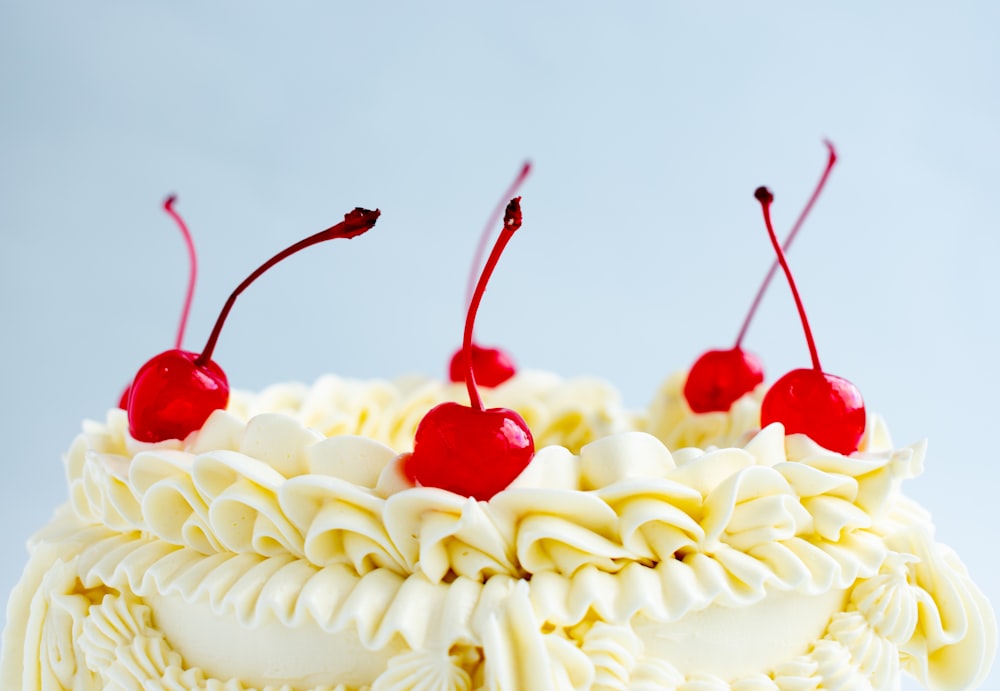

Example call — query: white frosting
[646,371,767,451]
[146,592,408,688]
[631,588,849,679]
[1,371,994,690]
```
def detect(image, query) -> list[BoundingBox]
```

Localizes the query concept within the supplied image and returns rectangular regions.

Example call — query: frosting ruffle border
[2,495,992,690]
[67,390,919,592]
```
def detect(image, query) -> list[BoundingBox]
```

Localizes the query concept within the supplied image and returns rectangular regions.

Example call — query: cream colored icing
[646,371,766,451]
[630,587,849,679]
[1,371,994,690]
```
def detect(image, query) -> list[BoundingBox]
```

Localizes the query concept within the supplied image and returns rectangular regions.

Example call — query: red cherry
[684,348,764,413]
[408,197,534,500]
[683,141,837,413]
[447,344,516,388]
[761,369,865,455]
[119,194,199,409]
[127,349,228,443]
[754,185,865,454]
[407,403,534,499]
[127,207,380,443]
[446,161,531,387]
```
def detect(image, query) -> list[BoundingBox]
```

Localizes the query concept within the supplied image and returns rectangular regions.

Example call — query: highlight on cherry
[447,160,532,388]
[684,141,838,414]
[408,197,535,500]
[126,207,381,443]
[754,185,865,455]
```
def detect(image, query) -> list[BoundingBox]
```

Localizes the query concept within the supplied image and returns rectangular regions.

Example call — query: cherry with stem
[118,195,199,409]
[683,141,838,413]
[126,207,381,443]
[755,186,865,455]
[447,161,532,387]
[407,197,534,500]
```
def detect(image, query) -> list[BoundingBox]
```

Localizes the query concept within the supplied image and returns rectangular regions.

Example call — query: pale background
[1,3,997,688]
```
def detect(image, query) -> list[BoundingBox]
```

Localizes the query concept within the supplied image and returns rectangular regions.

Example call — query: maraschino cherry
[754,186,865,455]
[447,161,531,387]
[126,207,381,443]
[683,141,838,413]
[118,195,198,409]
[407,197,534,500]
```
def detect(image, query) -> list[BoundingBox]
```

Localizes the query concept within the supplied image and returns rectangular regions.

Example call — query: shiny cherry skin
[447,344,516,388]
[683,347,764,413]
[407,402,534,500]
[760,368,865,455]
[127,349,228,443]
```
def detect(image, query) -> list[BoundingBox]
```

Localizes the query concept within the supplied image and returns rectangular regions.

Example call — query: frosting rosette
[1,372,994,690]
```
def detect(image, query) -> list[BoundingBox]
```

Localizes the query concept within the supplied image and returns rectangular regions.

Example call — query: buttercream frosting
[1,371,994,690]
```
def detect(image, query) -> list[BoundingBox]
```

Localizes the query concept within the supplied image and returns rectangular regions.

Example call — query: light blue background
[1,3,997,688]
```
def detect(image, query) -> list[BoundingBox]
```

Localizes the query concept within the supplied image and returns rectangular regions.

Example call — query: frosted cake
[1,180,995,690]
[0,370,994,690]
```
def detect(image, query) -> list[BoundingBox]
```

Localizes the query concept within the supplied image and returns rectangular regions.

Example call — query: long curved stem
[463,198,523,410]
[735,140,837,348]
[465,161,532,309]
[755,187,822,371]
[195,207,380,366]
[162,195,198,350]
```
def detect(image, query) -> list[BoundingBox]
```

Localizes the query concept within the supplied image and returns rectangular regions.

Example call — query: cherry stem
[735,140,837,348]
[162,195,198,350]
[463,197,523,410]
[195,208,380,366]
[465,161,532,309]
[755,187,822,372]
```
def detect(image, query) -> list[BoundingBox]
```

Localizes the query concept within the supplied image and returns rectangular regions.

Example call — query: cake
[1,369,995,690]
[1,183,996,690]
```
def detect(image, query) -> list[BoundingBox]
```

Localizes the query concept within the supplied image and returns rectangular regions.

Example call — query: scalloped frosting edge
[1,494,994,690]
